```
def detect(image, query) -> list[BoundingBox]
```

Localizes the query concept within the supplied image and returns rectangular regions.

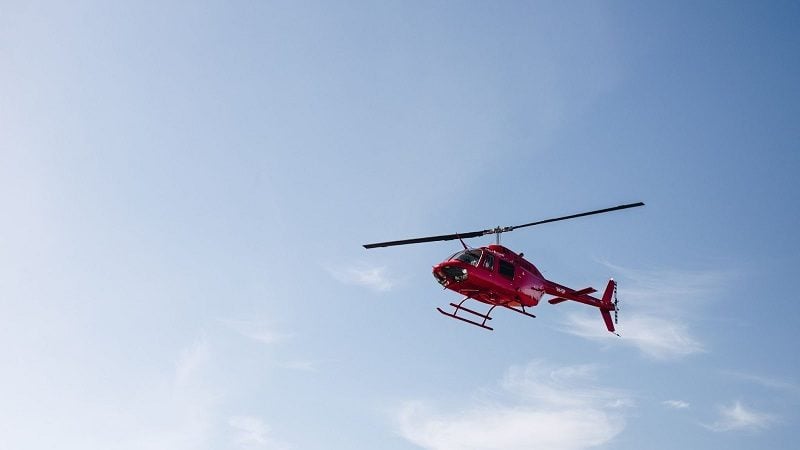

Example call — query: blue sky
[2,1,799,449]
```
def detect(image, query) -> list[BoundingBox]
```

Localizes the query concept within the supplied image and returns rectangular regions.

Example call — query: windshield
[449,249,483,266]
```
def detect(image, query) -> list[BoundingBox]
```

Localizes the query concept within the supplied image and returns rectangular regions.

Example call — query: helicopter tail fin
[599,279,617,334]
[601,279,615,305]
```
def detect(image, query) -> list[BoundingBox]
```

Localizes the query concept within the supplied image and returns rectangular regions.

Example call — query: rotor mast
[488,226,512,245]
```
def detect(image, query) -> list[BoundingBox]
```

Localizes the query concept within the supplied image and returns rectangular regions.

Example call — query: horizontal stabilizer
[572,287,597,296]
[548,297,569,305]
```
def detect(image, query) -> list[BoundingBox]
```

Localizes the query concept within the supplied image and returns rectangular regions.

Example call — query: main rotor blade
[510,202,645,231]
[363,230,487,249]
[363,201,644,249]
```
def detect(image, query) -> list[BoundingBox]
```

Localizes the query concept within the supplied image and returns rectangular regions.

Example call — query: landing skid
[436,297,536,331]
[437,307,494,330]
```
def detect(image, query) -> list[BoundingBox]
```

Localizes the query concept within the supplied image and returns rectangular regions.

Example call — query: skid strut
[436,297,535,331]
[500,303,536,319]
[436,296,495,330]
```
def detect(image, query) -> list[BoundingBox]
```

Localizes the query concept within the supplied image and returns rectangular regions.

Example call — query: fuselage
[432,244,546,307]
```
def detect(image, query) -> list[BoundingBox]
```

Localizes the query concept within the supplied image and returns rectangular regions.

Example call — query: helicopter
[363,202,644,333]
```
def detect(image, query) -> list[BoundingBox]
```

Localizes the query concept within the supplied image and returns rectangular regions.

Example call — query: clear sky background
[2,1,799,449]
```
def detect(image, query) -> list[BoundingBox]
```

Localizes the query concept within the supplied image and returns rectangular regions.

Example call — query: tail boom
[545,278,618,333]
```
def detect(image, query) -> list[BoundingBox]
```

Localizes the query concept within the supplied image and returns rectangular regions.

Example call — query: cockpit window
[450,249,482,266]
[482,253,494,270]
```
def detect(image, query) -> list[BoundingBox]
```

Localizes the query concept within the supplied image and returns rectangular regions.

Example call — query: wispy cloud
[229,416,291,450]
[274,359,320,372]
[128,341,294,450]
[394,360,629,450]
[500,362,628,409]
[328,264,394,292]
[725,371,800,397]
[702,401,777,432]
[560,264,726,360]
[174,339,212,390]
[563,313,705,360]
[222,319,321,374]
[221,319,294,345]
[663,400,690,409]
[122,339,220,450]
[601,264,728,315]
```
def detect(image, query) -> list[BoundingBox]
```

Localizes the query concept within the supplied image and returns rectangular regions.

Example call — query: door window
[499,260,515,279]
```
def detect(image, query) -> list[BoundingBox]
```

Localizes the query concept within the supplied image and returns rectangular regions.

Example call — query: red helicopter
[364,202,644,333]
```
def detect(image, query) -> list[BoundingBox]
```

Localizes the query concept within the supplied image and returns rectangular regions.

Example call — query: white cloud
[559,264,725,359]
[600,264,727,315]
[229,416,291,450]
[702,401,777,432]
[394,360,628,450]
[563,313,705,360]
[500,362,626,408]
[662,400,690,409]
[328,264,394,292]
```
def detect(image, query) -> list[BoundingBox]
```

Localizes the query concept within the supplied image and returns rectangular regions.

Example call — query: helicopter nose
[434,265,468,283]
[433,268,447,286]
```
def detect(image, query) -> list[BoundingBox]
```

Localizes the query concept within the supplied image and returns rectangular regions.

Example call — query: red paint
[432,245,618,333]
[365,202,642,334]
